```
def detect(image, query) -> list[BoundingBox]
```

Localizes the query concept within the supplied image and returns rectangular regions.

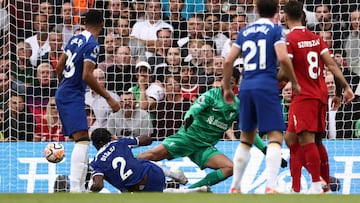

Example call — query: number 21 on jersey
[242,39,266,71]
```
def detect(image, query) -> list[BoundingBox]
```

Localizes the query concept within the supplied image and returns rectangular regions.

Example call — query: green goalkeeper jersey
[183,87,239,146]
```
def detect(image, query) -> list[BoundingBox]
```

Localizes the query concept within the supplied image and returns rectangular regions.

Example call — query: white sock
[70,142,89,192]
[311,181,323,191]
[231,144,250,190]
[164,186,207,193]
[265,144,282,189]
[79,156,89,191]
[151,161,179,179]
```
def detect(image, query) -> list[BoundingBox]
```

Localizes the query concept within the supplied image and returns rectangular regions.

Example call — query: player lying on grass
[89,128,207,193]
[137,68,287,190]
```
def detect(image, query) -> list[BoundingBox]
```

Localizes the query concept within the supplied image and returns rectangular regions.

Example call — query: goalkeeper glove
[184,115,194,132]
[261,146,288,168]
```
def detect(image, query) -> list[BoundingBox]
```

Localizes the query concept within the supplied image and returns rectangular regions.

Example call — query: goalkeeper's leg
[188,154,233,189]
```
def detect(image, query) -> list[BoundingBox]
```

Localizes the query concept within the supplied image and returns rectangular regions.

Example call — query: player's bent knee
[268,141,282,147]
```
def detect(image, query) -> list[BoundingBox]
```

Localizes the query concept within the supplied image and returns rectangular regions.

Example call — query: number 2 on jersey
[243,39,266,71]
[112,157,133,181]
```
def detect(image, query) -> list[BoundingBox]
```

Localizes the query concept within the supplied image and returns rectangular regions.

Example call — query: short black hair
[84,9,104,26]
[233,68,240,84]
[91,128,112,150]
[256,0,279,18]
[283,1,303,21]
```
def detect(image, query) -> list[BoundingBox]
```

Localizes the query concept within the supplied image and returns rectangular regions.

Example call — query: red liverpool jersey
[286,26,328,104]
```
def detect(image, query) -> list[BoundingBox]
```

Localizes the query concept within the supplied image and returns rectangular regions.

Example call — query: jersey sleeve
[274,25,285,46]
[89,159,104,176]
[117,137,139,148]
[184,90,214,120]
[319,37,329,56]
[83,43,99,64]
[286,36,294,59]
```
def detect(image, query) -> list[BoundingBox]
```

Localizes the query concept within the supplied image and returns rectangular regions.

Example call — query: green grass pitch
[1,193,359,203]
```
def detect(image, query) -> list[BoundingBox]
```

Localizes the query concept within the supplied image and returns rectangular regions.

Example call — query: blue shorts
[239,89,285,133]
[142,161,165,192]
[55,99,88,137]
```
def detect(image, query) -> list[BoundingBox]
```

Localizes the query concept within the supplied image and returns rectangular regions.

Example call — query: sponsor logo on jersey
[207,116,228,130]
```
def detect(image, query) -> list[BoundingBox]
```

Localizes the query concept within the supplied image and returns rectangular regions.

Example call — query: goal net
[0,0,360,194]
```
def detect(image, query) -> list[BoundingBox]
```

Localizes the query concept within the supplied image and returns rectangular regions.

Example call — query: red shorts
[287,99,327,134]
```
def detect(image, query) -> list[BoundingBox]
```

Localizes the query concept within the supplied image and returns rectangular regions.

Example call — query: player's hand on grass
[184,115,194,132]
[90,176,104,192]
[107,97,120,112]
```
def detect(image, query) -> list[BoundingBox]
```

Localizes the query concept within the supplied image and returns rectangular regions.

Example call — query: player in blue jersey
[55,10,120,192]
[222,0,300,194]
[89,128,210,193]
[89,128,165,192]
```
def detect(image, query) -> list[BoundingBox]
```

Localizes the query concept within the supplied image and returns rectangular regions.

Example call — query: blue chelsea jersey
[234,18,285,91]
[89,138,149,192]
[57,30,100,101]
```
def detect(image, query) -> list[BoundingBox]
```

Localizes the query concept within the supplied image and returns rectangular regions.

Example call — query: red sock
[318,144,330,191]
[303,143,321,182]
[289,142,303,192]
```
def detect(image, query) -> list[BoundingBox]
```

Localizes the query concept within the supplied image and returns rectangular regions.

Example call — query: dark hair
[231,13,247,22]
[156,27,172,38]
[283,1,303,21]
[84,9,104,26]
[233,68,240,84]
[91,128,112,150]
[301,9,307,26]
[11,91,25,101]
[257,0,279,18]
[190,13,204,21]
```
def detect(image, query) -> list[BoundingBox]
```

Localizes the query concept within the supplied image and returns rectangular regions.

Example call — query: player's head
[256,0,279,18]
[283,1,303,22]
[84,9,104,29]
[91,128,112,150]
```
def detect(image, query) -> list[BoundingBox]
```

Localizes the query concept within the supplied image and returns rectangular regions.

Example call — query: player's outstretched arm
[90,175,104,192]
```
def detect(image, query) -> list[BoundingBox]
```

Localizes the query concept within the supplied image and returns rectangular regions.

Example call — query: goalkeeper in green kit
[137,68,287,189]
